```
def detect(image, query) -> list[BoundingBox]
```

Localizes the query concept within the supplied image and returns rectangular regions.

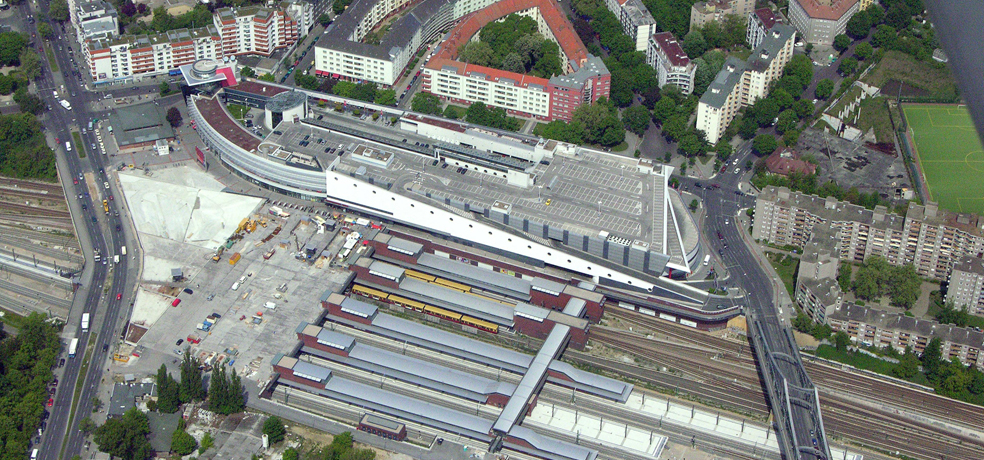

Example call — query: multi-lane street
[10,3,144,459]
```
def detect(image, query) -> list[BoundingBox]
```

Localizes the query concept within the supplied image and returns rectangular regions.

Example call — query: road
[675,144,827,460]
[14,5,142,460]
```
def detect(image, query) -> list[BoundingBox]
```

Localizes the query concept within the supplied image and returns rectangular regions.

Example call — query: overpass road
[678,146,831,460]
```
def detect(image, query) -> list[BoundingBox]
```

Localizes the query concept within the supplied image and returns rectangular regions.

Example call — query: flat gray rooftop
[493,325,570,434]
[270,114,688,269]
[399,278,516,324]
[417,253,531,295]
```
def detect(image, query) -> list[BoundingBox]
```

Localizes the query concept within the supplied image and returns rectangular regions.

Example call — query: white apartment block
[828,303,984,370]
[946,256,984,316]
[696,24,794,144]
[604,0,657,52]
[789,0,859,45]
[426,63,552,118]
[315,0,496,86]
[646,32,696,95]
[82,5,305,83]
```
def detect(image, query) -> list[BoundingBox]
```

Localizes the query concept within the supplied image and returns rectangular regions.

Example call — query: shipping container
[171,298,181,307]
[229,252,242,265]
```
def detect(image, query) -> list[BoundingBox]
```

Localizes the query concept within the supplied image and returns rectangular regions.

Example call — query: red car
[73,178,78,185]
[116,293,122,300]
[47,398,53,407]
[109,195,114,201]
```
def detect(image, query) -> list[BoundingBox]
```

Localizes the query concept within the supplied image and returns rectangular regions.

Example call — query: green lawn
[44,43,59,73]
[766,252,799,297]
[227,103,249,119]
[863,50,959,100]
[71,131,86,159]
[904,104,984,215]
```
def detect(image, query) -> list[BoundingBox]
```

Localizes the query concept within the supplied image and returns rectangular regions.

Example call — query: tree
[837,263,852,291]
[793,99,815,119]
[375,89,396,106]
[501,52,526,74]
[621,105,650,136]
[682,30,708,58]
[179,349,206,403]
[259,73,276,82]
[833,34,851,53]
[846,10,872,39]
[94,407,153,460]
[885,4,911,30]
[838,57,858,76]
[833,331,851,352]
[677,132,707,157]
[13,88,44,115]
[752,134,777,155]
[458,41,495,67]
[171,428,197,455]
[410,92,442,115]
[240,66,256,78]
[37,22,55,39]
[208,364,228,414]
[893,347,921,379]
[689,199,699,212]
[921,337,944,380]
[0,32,27,67]
[772,89,795,112]
[159,80,172,96]
[651,97,675,124]
[318,13,332,26]
[284,447,300,460]
[121,0,136,17]
[199,432,215,454]
[854,42,873,60]
[660,116,688,142]
[738,116,758,140]
[872,24,897,48]
[640,85,661,110]
[50,0,70,21]
[165,107,182,128]
[263,416,287,445]
[91,396,103,412]
[815,79,834,100]
[752,98,780,128]
[156,364,180,413]
[775,109,799,134]
[225,367,245,414]
[293,74,320,90]
[80,417,97,434]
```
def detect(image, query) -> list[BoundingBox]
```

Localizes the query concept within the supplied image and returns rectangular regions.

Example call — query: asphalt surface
[14,5,144,460]
[925,0,984,142]
[675,144,827,460]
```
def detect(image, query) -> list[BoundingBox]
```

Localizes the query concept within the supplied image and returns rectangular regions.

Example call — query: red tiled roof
[753,8,779,29]
[232,79,290,97]
[651,32,690,68]
[194,97,261,153]
[794,0,857,21]
[766,147,817,176]
[426,58,551,88]
[431,0,588,68]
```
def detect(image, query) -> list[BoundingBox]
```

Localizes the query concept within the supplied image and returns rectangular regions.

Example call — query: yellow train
[350,284,499,334]
[404,269,436,282]
[434,278,471,293]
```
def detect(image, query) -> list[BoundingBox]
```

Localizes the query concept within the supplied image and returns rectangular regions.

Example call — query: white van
[31,449,38,460]
[238,275,247,284]
[702,254,710,266]
[121,246,127,255]
[114,255,120,264]
[231,282,241,291]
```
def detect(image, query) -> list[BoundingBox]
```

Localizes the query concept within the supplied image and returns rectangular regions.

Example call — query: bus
[68,338,79,358]
[81,313,90,332]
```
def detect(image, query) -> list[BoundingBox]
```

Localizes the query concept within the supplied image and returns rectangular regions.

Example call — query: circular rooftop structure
[191,60,219,80]
[266,90,307,112]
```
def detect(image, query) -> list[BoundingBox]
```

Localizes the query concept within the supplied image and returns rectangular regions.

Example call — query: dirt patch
[882,80,931,98]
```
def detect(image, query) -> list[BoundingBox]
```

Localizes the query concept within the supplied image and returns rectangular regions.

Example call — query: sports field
[904,104,984,215]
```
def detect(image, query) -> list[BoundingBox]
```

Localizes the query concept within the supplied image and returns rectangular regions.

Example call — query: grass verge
[44,43,59,73]
[862,50,958,99]
[227,103,249,119]
[0,307,29,329]
[72,131,86,159]
[765,251,798,298]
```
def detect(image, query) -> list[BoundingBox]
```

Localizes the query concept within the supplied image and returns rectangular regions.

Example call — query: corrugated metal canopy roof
[399,278,516,323]
[531,277,566,295]
[339,296,378,317]
[561,298,586,317]
[418,253,531,294]
[388,237,423,254]
[515,302,549,321]
[372,313,533,369]
[508,425,597,460]
[369,260,406,279]
[293,360,333,382]
[494,325,570,434]
[326,377,495,434]
[316,328,356,350]
[349,343,515,396]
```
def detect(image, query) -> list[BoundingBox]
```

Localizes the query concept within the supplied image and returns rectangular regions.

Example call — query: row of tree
[533,99,625,147]
[153,350,207,413]
[458,14,563,78]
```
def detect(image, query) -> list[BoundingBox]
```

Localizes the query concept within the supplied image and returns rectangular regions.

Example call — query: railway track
[0,177,64,196]
[0,201,71,219]
[0,224,78,247]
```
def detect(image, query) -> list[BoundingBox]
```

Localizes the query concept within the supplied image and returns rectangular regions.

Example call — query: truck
[103,200,109,214]
[68,338,79,358]
[81,313,90,332]
[59,99,71,110]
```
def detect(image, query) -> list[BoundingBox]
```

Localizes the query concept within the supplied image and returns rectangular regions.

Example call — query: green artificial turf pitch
[904,104,984,215]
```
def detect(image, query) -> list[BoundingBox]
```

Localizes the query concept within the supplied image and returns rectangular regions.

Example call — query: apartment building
[696,24,794,144]
[795,223,843,323]
[828,303,984,370]
[213,6,300,57]
[604,0,658,52]
[690,0,754,30]
[946,256,984,316]
[75,0,119,42]
[747,8,779,49]
[85,27,223,82]
[420,0,609,122]
[754,186,984,280]
[789,0,859,45]
[646,32,696,95]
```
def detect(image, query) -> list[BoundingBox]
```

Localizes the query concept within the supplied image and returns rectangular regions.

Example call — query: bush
[262,416,287,445]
